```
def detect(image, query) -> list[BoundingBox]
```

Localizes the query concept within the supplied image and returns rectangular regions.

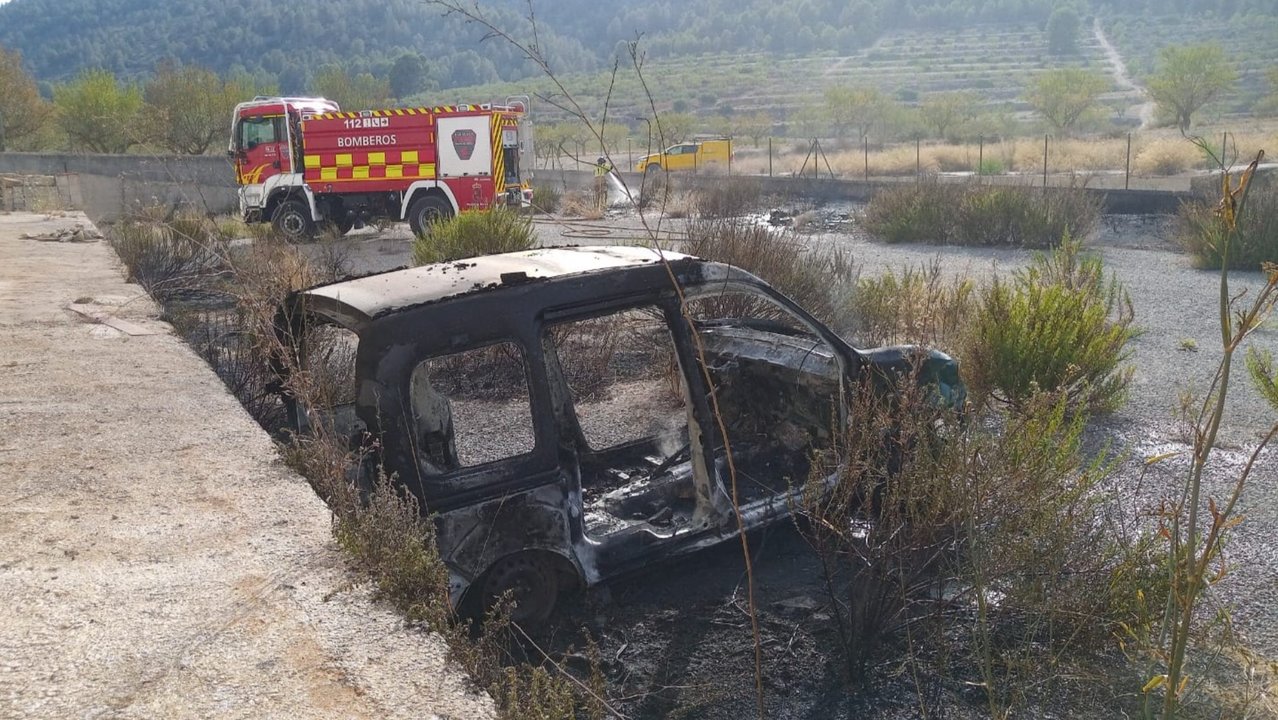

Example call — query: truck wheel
[271,199,316,242]
[407,195,453,237]
[479,552,559,625]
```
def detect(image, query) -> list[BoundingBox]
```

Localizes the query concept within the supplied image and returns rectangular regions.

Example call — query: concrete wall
[0,152,238,222]
[1,152,1190,223]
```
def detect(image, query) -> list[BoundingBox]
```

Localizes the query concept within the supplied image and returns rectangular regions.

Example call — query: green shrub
[964,237,1137,412]
[977,157,1005,175]
[863,182,1101,248]
[1177,179,1278,270]
[412,207,536,265]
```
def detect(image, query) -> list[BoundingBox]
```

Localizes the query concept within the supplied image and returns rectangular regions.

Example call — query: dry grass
[707,128,1277,180]
[1133,138,1206,176]
[677,218,854,325]
[561,190,605,220]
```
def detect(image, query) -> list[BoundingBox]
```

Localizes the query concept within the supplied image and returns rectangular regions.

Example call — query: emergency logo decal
[451,129,477,160]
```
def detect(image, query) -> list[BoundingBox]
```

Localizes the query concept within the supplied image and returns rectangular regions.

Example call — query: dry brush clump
[801,376,1164,711]
[845,259,977,348]
[1177,173,1278,270]
[110,208,229,303]
[678,216,855,326]
[691,176,763,218]
[863,182,1101,248]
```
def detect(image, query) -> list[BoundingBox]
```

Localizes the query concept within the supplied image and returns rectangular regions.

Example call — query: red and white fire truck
[228,96,533,241]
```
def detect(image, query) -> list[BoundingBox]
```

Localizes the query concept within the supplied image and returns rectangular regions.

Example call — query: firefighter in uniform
[593,156,612,209]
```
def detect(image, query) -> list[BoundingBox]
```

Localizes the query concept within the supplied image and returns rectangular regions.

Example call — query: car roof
[298,245,697,330]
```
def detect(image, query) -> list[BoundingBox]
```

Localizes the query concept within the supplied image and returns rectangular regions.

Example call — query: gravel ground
[0,212,493,720]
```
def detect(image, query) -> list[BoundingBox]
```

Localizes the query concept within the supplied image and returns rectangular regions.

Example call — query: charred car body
[277,246,964,622]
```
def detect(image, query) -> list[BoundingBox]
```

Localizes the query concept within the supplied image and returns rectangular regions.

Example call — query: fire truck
[228,96,533,241]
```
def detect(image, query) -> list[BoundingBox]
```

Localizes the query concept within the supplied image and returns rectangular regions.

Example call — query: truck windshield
[238,115,281,149]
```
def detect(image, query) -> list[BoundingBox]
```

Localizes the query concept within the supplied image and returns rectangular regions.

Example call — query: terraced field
[435,23,1118,126]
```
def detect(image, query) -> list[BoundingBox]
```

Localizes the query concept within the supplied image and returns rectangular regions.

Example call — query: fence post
[1125,133,1131,190]
[977,135,983,183]
[864,136,869,182]
[915,138,921,182]
[1042,134,1048,190]
[768,137,773,178]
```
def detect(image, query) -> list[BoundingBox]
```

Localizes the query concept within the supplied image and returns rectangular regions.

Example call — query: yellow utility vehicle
[636,137,733,174]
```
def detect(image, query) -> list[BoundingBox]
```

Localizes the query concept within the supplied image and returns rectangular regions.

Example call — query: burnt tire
[480,552,559,626]
[271,199,316,242]
[407,194,453,237]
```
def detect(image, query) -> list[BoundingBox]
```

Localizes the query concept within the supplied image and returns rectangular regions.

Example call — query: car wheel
[407,195,453,237]
[271,199,316,242]
[480,552,559,626]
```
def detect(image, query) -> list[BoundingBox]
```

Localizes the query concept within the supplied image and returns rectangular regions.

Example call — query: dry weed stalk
[1138,144,1278,718]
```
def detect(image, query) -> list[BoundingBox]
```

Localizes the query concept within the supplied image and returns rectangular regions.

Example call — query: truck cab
[228,97,340,227]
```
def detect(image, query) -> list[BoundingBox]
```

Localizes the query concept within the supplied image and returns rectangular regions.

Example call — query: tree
[144,63,253,155]
[788,104,831,139]
[825,86,895,140]
[53,69,144,153]
[919,91,979,140]
[0,46,50,150]
[1025,68,1108,134]
[389,53,428,100]
[656,111,695,145]
[312,66,391,110]
[732,111,773,147]
[1147,44,1238,131]
[1046,7,1081,55]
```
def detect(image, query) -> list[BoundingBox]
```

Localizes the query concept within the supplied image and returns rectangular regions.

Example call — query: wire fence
[541,131,1262,194]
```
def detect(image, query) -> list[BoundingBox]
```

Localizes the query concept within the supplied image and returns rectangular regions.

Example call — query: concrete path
[0,211,493,719]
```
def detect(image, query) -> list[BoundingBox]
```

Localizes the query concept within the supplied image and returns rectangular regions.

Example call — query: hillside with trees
[3,0,1273,92]
[1,0,1275,155]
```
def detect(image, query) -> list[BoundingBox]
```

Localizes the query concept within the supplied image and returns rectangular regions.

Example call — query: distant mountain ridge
[0,0,1272,91]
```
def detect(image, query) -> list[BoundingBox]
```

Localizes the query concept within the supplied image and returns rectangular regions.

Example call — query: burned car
[277,246,964,623]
